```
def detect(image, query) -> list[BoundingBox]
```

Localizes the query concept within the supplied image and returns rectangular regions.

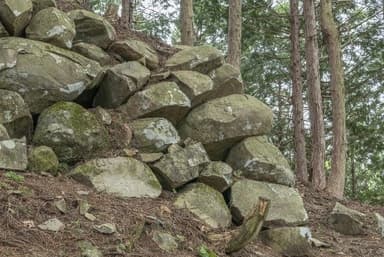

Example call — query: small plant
[198,245,217,257]
[4,171,24,183]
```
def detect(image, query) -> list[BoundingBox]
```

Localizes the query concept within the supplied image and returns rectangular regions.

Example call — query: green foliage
[4,171,24,183]
[198,245,217,257]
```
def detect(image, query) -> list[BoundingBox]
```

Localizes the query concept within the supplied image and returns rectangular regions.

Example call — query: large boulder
[119,82,191,125]
[109,39,159,70]
[0,124,9,140]
[93,61,150,108]
[174,183,231,228]
[0,89,33,140]
[0,137,28,171]
[0,37,101,113]
[375,213,384,237]
[230,179,308,226]
[0,21,8,37]
[170,70,214,107]
[33,102,110,162]
[28,146,59,175]
[260,227,312,257]
[68,9,116,49]
[31,0,56,15]
[72,42,115,66]
[0,0,33,36]
[26,7,75,49]
[165,45,224,74]
[197,161,233,192]
[151,142,210,189]
[328,202,365,235]
[226,136,295,186]
[69,157,162,198]
[130,117,180,153]
[208,63,244,98]
[178,94,273,160]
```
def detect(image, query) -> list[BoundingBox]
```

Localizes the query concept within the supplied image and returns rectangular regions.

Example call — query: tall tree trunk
[180,0,194,45]
[121,0,133,28]
[227,0,242,70]
[290,0,308,183]
[321,0,347,199]
[303,0,326,190]
[351,150,356,199]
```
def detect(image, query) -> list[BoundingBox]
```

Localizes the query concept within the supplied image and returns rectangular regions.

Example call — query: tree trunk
[321,0,347,199]
[290,0,308,183]
[351,150,356,199]
[180,0,194,45]
[303,0,326,190]
[121,0,133,28]
[227,0,242,70]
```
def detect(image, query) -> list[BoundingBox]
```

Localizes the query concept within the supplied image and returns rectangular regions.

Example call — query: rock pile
[0,0,310,255]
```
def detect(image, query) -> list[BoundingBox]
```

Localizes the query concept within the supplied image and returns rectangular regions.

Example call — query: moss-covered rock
[174,183,231,228]
[26,7,75,49]
[197,161,233,192]
[130,117,180,153]
[0,0,33,36]
[31,0,56,15]
[0,89,33,140]
[93,61,150,108]
[0,137,28,171]
[152,142,210,189]
[260,227,312,256]
[226,136,295,186]
[171,70,214,107]
[33,102,110,162]
[28,146,59,175]
[68,9,116,49]
[208,63,244,98]
[328,202,365,235]
[109,39,159,70]
[0,124,9,140]
[72,42,115,66]
[230,179,308,226]
[119,82,191,125]
[178,94,273,160]
[0,21,8,37]
[0,37,101,113]
[69,157,162,198]
[166,45,224,74]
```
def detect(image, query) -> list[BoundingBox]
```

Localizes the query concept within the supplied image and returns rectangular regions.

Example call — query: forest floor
[0,172,383,257]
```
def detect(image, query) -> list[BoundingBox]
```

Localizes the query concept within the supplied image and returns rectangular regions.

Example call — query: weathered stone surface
[26,7,75,49]
[0,21,8,37]
[78,241,103,257]
[33,102,110,162]
[72,42,115,66]
[68,9,116,49]
[109,39,159,70]
[0,37,101,113]
[230,179,308,226]
[260,227,312,257]
[166,45,224,74]
[28,146,59,175]
[0,137,28,171]
[375,213,384,237]
[130,118,180,153]
[152,231,179,252]
[93,61,150,108]
[90,106,112,125]
[137,152,163,163]
[93,223,116,234]
[69,157,162,198]
[0,89,33,139]
[0,124,9,140]
[152,142,210,190]
[179,94,273,160]
[38,218,65,232]
[198,161,233,192]
[174,183,231,228]
[32,0,56,15]
[226,136,295,186]
[119,82,191,125]
[208,63,244,98]
[171,70,214,107]
[0,0,33,36]
[328,202,365,235]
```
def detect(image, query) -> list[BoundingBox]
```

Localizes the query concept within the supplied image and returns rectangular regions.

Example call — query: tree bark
[121,0,133,28]
[180,0,194,45]
[321,0,347,199]
[290,0,308,183]
[227,0,242,70]
[303,0,326,190]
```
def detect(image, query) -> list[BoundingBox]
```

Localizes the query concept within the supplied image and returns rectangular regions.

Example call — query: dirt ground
[0,172,383,257]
